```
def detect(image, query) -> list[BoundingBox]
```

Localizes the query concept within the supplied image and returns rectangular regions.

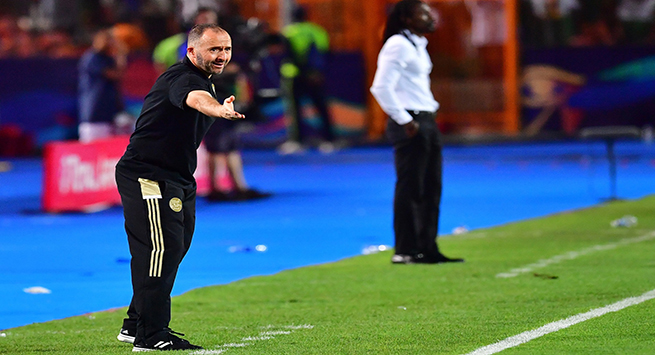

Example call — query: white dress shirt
[370,30,439,125]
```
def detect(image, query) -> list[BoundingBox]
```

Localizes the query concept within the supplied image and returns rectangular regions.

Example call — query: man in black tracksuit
[114,23,244,352]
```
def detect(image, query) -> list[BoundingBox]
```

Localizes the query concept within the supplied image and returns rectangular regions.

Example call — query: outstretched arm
[186,91,245,120]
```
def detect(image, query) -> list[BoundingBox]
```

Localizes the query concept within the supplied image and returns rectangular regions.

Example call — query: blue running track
[1,140,654,331]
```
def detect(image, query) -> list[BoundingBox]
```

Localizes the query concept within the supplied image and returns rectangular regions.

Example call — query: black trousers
[284,74,334,143]
[387,111,442,257]
[115,168,196,342]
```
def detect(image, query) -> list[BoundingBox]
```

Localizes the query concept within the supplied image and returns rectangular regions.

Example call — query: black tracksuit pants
[115,167,196,342]
[387,111,442,257]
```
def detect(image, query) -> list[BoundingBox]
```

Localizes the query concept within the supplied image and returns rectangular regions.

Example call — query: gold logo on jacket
[169,197,182,212]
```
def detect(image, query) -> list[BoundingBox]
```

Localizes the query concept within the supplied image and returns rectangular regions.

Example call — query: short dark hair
[292,6,307,22]
[188,23,226,46]
[383,0,423,44]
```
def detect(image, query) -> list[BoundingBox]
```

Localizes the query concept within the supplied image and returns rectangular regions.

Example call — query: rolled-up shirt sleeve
[370,38,414,125]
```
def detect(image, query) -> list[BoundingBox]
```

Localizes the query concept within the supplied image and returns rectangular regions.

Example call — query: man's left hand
[222,96,245,120]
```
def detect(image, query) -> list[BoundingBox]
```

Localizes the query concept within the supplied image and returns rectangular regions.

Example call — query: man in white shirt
[371,0,463,265]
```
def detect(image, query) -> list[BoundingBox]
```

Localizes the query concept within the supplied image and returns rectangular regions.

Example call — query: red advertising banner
[42,136,211,213]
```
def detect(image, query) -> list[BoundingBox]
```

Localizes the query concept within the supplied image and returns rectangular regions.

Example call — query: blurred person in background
[465,0,506,78]
[178,0,219,27]
[529,0,580,47]
[370,0,464,265]
[204,62,272,201]
[153,6,270,201]
[277,5,336,155]
[616,0,655,44]
[204,2,272,201]
[0,14,38,57]
[77,28,128,143]
[0,15,17,56]
[569,0,616,46]
[38,27,82,58]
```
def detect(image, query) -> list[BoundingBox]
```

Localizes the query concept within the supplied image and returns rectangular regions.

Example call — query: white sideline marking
[241,336,273,341]
[281,324,314,329]
[194,324,313,354]
[496,231,655,278]
[464,288,655,355]
[261,330,292,336]
[217,343,248,348]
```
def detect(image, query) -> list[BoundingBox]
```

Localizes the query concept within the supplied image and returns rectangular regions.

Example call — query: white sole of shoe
[132,346,155,352]
[117,333,135,344]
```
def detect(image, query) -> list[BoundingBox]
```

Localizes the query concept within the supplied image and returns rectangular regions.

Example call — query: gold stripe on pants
[146,198,164,277]
[139,178,164,278]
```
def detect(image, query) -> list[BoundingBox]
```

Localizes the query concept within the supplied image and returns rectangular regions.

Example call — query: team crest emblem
[169,197,182,212]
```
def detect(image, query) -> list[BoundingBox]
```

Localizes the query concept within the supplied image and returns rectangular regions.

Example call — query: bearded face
[189,29,232,76]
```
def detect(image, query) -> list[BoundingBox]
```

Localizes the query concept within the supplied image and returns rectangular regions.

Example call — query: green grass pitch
[1,196,654,354]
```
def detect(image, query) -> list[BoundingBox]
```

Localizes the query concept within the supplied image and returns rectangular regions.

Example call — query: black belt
[408,109,434,114]
[407,110,436,118]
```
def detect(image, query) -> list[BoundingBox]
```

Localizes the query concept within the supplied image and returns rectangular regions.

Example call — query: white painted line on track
[496,231,655,278]
[464,288,655,355]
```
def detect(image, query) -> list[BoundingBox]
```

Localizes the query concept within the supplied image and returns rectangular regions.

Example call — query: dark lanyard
[401,31,417,49]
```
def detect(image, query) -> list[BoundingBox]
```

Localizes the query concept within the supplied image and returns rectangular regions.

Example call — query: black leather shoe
[414,253,464,264]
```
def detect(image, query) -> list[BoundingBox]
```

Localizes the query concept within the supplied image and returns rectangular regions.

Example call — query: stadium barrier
[42,136,212,213]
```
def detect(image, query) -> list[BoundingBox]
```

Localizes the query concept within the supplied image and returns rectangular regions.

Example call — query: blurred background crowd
[1,0,654,59]
[0,0,275,60]
[1,0,655,158]
[522,0,655,48]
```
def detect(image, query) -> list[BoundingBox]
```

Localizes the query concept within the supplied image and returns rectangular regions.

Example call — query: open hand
[222,96,245,120]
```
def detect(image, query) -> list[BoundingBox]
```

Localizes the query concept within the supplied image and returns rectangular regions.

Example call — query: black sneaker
[117,328,136,344]
[132,329,202,352]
